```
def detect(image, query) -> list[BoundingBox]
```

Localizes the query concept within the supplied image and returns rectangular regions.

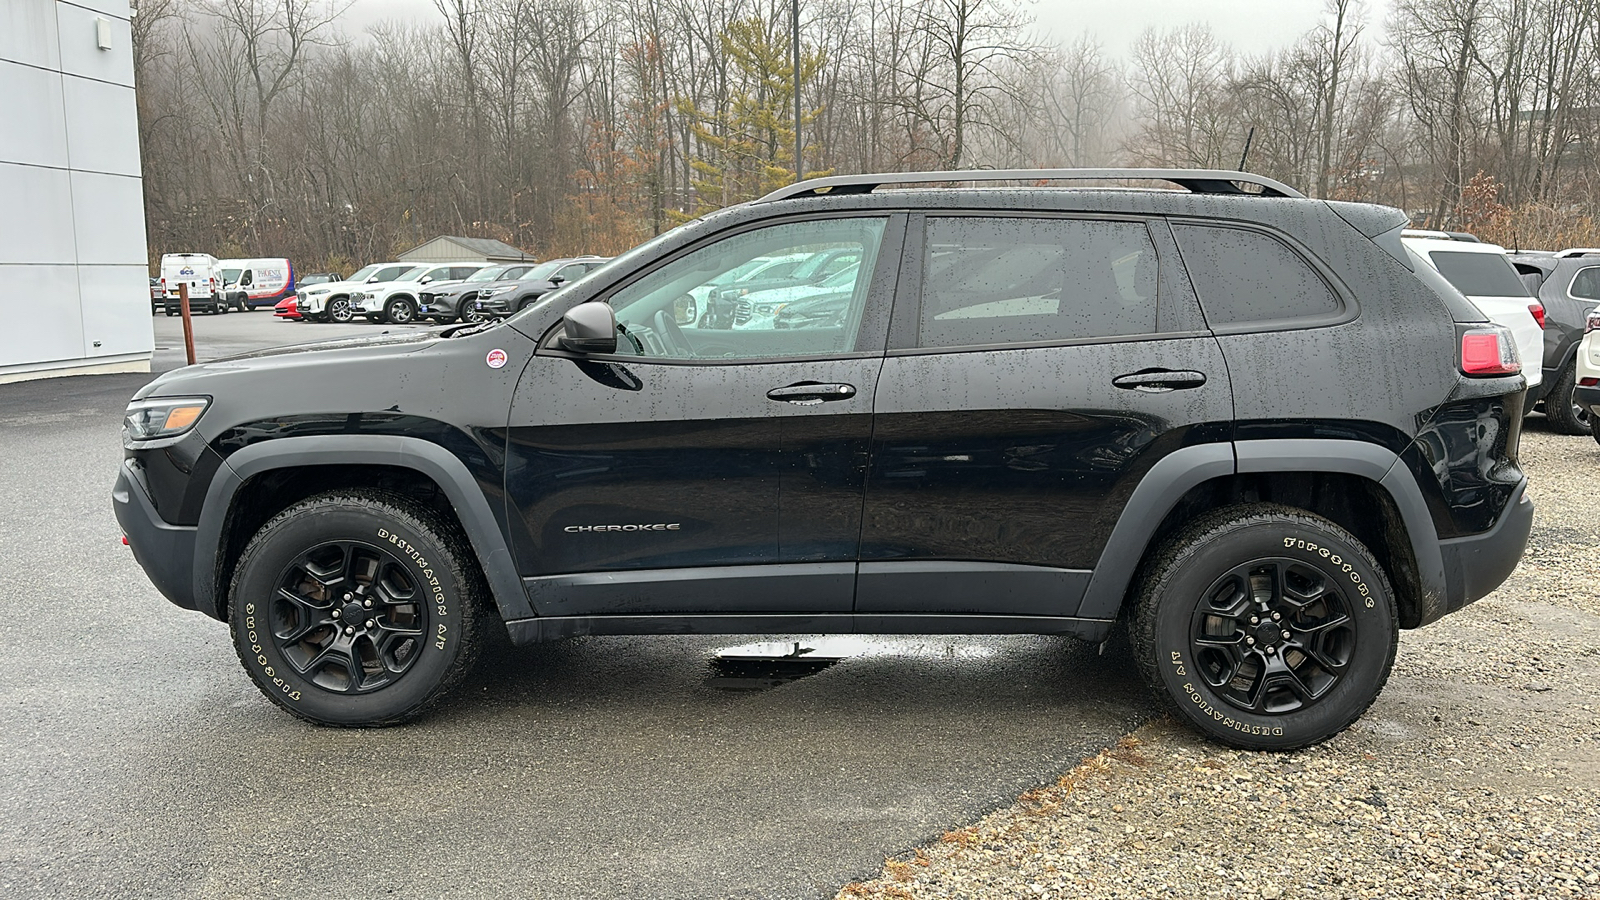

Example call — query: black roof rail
[754,168,1306,203]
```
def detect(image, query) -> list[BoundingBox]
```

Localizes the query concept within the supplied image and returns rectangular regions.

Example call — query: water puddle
[706,637,997,692]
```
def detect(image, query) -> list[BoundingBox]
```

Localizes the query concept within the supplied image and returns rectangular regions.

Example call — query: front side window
[467,266,508,282]
[918,216,1158,349]
[372,265,419,282]
[603,217,887,361]
[1173,224,1341,327]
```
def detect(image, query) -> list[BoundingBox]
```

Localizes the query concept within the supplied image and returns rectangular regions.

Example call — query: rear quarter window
[1427,251,1529,297]
[1172,224,1342,327]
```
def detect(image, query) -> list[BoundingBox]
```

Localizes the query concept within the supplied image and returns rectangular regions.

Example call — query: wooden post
[179,283,196,365]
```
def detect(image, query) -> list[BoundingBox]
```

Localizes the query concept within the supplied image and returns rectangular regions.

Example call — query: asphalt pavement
[0,312,1150,899]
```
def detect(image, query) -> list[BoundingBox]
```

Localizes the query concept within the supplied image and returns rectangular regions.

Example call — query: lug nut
[1250,616,1259,625]
[363,599,373,609]
[1265,646,1276,655]
[1246,636,1256,645]
[331,609,340,619]
[365,619,375,629]
[344,626,355,635]
[1271,612,1282,621]
[1282,631,1292,640]
[344,593,353,601]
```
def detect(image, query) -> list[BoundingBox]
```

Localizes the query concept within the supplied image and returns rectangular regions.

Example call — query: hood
[299,277,369,294]
[133,329,441,401]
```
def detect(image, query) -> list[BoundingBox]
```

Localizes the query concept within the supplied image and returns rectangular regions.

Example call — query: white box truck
[159,253,228,316]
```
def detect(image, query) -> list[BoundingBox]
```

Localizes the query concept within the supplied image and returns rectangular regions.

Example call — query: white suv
[1577,307,1600,444]
[351,262,488,324]
[1403,231,1544,392]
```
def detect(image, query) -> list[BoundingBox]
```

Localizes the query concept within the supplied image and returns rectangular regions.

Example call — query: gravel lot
[836,424,1600,900]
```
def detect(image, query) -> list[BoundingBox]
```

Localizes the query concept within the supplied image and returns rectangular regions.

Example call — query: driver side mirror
[559,301,617,354]
[549,274,566,286]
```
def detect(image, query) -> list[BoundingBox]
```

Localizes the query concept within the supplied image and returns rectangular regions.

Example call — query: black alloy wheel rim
[329,298,351,322]
[390,299,414,324]
[269,540,428,693]
[1188,558,1357,715]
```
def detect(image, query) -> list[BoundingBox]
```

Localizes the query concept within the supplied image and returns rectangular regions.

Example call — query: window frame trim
[1564,264,1600,303]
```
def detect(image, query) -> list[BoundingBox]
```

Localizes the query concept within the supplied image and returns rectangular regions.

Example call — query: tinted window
[1570,267,1600,301]
[606,217,887,361]
[1428,251,1529,297]
[918,217,1158,348]
[1173,225,1340,326]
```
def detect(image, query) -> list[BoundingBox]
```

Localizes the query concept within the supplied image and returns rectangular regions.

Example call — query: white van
[1401,231,1543,392]
[218,257,295,311]
[158,253,228,316]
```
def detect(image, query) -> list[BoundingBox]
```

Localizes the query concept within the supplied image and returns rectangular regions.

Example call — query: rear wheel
[1545,360,1590,435]
[1130,504,1398,751]
[227,492,486,726]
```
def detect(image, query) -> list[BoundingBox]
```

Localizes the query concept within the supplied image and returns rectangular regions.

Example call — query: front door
[857,213,1233,618]
[505,214,904,617]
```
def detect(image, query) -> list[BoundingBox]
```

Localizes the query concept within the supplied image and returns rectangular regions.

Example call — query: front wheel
[385,297,416,325]
[327,297,354,323]
[1129,504,1397,751]
[228,492,486,726]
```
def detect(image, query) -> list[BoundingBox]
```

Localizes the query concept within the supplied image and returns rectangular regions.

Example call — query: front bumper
[113,461,199,612]
[475,295,514,315]
[1436,477,1533,619]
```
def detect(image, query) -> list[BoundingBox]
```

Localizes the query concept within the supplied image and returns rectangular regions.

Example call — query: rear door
[857,213,1233,618]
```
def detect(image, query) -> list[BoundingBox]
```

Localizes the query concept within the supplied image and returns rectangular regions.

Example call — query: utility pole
[793,0,802,182]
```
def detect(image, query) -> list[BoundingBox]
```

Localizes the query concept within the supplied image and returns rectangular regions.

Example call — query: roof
[399,236,533,261]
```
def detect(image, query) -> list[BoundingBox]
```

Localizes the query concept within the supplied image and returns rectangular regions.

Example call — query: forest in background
[131,0,1600,271]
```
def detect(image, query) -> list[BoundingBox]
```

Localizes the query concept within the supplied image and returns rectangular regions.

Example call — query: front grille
[734,299,752,325]
[420,292,436,304]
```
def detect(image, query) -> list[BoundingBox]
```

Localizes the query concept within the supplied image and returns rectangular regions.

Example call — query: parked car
[115,168,1532,750]
[1577,307,1600,445]
[700,246,864,328]
[149,278,163,313]
[1401,232,1543,395]
[1508,248,1600,433]
[731,262,863,330]
[298,273,342,288]
[473,257,609,318]
[351,262,488,324]
[158,253,228,316]
[419,263,537,324]
[293,263,417,323]
[218,257,295,311]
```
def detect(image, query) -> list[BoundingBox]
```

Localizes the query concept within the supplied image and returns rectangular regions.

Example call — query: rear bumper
[1575,383,1600,417]
[113,461,199,612]
[1436,477,1533,619]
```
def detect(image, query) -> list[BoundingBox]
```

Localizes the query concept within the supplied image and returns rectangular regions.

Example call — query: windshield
[220,268,242,284]
[1429,251,1530,298]
[466,266,507,282]
[348,265,382,282]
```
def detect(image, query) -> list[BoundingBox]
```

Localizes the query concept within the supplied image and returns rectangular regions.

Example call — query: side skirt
[503,613,1116,645]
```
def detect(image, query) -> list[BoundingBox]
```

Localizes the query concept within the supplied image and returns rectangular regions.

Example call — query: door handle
[1112,369,1207,393]
[767,382,857,405]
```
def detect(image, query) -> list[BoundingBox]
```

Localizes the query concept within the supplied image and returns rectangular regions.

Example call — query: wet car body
[116,169,1532,744]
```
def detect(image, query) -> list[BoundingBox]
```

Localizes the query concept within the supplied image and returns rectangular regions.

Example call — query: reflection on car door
[857,214,1233,621]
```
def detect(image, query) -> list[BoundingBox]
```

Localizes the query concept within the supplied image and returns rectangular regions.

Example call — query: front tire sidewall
[229,498,473,726]
[386,298,415,324]
[1139,513,1397,751]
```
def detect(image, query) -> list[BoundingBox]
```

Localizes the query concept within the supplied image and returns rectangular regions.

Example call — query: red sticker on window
[486,348,508,369]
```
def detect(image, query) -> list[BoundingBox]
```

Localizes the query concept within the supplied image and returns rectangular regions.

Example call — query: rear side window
[918,216,1158,349]
[1570,267,1600,301]
[1173,224,1341,327]
[1427,251,1529,297]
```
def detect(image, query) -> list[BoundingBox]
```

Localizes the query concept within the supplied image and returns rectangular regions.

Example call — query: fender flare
[192,435,531,623]
[1074,439,1447,624]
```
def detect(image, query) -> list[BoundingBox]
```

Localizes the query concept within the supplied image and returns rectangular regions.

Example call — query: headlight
[484,286,509,297]
[124,397,210,442]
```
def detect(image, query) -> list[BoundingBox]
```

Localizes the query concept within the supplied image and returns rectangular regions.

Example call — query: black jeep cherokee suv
[114,169,1533,750]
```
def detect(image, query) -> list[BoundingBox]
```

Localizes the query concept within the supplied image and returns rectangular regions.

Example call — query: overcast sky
[337,0,1393,58]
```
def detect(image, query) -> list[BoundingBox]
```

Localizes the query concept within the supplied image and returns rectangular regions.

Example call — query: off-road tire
[1545,359,1591,435]
[1129,503,1398,751]
[227,491,487,727]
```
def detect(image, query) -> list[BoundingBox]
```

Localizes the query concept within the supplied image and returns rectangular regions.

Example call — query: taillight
[1529,303,1545,328]
[1460,325,1521,376]
[1585,308,1600,334]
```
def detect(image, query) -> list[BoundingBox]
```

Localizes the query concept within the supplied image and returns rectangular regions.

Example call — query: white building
[1,0,151,384]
